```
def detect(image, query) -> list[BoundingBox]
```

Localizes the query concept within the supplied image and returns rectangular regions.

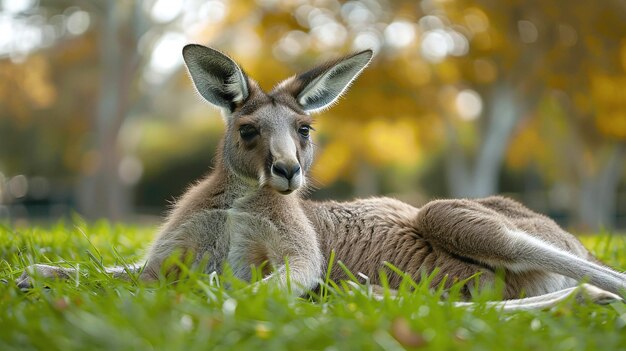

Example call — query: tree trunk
[445,83,523,198]
[471,84,520,197]
[577,143,625,230]
[444,121,471,197]
[78,2,132,220]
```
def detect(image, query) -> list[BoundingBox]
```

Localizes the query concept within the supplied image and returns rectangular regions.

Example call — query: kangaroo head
[182,45,372,194]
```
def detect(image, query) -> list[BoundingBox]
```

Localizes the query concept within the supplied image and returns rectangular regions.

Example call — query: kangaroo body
[18,45,625,310]
[305,196,586,299]
[149,180,592,301]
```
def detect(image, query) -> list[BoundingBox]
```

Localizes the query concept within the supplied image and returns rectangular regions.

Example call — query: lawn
[1,220,625,351]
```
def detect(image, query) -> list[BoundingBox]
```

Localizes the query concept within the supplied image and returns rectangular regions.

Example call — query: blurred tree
[1,0,625,229]
[1,0,249,220]
[501,1,626,229]
[77,2,146,220]
[0,4,101,215]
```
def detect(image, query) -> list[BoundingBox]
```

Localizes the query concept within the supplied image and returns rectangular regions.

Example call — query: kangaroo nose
[272,162,301,180]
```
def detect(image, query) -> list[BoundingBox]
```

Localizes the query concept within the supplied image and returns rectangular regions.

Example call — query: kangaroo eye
[239,125,259,141]
[298,125,312,138]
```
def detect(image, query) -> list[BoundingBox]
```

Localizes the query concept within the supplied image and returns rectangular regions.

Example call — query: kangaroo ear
[182,44,249,112]
[284,50,373,113]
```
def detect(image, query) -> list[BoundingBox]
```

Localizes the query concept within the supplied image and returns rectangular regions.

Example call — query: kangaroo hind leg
[416,198,626,298]
[454,284,622,311]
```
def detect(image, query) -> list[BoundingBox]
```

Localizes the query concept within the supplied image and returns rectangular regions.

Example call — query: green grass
[1,220,626,351]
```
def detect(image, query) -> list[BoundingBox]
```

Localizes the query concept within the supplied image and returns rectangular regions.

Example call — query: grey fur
[18,45,625,310]
[182,45,249,111]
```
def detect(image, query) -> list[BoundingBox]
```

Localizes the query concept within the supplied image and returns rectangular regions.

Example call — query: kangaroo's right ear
[182,44,249,112]
[275,50,373,113]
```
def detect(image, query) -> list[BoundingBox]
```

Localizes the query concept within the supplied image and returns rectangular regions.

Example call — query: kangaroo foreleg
[16,262,147,289]
[260,259,322,296]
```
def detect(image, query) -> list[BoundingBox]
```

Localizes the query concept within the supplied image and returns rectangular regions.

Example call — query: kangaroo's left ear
[182,44,249,113]
[277,50,373,113]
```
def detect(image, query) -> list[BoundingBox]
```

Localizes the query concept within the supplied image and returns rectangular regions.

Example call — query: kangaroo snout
[269,159,303,194]
[272,162,301,181]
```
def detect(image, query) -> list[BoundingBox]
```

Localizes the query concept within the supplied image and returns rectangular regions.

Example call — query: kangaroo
[18,45,625,311]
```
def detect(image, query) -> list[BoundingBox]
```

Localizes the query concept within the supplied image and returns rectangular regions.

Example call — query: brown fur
[304,196,594,299]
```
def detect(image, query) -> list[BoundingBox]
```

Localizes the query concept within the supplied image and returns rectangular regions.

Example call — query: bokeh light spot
[384,21,416,48]
[66,10,90,35]
[518,20,538,44]
[455,89,483,120]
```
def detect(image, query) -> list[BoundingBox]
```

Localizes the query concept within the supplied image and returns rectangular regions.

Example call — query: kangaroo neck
[219,163,258,206]
[160,145,256,232]
[205,144,259,209]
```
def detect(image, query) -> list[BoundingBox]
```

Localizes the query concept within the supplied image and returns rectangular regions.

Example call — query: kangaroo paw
[16,264,72,290]
[577,284,623,305]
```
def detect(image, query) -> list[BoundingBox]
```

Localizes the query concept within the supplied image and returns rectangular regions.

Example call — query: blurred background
[1,0,625,231]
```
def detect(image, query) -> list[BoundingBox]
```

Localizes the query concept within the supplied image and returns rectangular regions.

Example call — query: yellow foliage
[436,61,460,84]
[311,140,351,185]
[595,113,626,139]
[471,31,492,51]
[573,92,591,114]
[473,58,497,84]
[415,113,445,147]
[591,74,626,140]
[0,55,56,115]
[7,0,626,194]
[363,119,421,166]
[463,7,490,35]
[591,75,620,102]
[621,41,626,72]
[506,124,541,170]
[405,60,431,86]
[22,56,56,109]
